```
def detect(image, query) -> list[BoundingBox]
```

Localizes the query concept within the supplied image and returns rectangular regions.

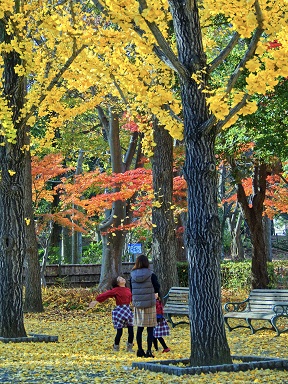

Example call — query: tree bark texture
[151,117,179,298]
[0,19,27,337]
[23,147,43,313]
[263,215,272,262]
[237,163,269,288]
[168,0,232,365]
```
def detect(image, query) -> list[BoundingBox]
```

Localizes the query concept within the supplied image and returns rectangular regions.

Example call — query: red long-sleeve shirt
[156,299,164,315]
[96,286,132,306]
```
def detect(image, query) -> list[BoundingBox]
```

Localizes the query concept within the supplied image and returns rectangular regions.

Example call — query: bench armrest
[224,298,249,312]
[272,303,288,315]
[163,292,170,300]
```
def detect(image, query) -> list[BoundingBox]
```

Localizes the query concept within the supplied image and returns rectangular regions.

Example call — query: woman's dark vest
[130,268,155,308]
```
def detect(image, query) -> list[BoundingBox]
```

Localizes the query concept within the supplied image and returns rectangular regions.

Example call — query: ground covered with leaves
[0,288,287,383]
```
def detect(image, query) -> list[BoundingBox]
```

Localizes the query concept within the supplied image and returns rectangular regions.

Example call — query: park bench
[223,289,288,336]
[163,287,189,327]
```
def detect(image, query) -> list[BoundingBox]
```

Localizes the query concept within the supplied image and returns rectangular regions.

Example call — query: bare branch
[199,115,217,135]
[137,0,189,79]
[208,32,240,73]
[110,73,129,105]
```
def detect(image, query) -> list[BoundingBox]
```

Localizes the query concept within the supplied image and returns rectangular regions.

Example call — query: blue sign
[128,243,142,254]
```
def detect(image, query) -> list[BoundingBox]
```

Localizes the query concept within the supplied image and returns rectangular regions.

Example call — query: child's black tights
[153,336,168,350]
[114,325,134,345]
[136,326,154,351]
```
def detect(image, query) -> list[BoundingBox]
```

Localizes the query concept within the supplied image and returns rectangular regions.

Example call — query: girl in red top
[90,276,134,352]
[153,296,170,352]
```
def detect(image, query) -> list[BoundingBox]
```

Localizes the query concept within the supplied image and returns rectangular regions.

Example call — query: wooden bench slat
[163,287,189,327]
[224,289,288,336]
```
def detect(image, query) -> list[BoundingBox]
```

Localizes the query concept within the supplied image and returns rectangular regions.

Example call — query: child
[89,276,134,352]
[153,296,170,353]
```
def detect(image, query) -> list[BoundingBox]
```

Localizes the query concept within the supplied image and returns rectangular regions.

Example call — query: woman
[130,254,160,358]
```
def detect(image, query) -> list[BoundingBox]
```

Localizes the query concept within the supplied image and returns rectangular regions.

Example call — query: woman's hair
[132,254,150,270]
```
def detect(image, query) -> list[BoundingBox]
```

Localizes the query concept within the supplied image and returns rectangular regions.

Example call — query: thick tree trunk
[23,148,43,313]
[250,217,268,288]
[151,117,179,298]
[0,19,27,337]
[169,0,232,366]
[237,163,269,288]
[185,130,231,366]
[99,226,125,290]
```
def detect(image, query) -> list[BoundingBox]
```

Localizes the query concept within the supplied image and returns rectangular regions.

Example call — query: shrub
[177,260,288,291]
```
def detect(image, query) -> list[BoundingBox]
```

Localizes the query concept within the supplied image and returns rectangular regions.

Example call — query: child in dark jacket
[89,276,134,352]
[153,296,170,352]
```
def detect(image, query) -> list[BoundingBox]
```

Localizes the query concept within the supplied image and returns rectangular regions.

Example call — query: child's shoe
[126,342,134,352]
[145,350,155,358]
[113,344,120,351]
[162,347,170,353]
[136,349,146,357]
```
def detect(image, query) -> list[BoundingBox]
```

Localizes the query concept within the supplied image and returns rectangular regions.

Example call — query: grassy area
[0,288,287,383]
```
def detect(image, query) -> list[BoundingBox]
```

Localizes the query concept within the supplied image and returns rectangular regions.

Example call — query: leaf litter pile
[0,287,287,383]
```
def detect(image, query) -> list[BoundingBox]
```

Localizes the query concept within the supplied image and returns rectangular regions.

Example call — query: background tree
[219,78,288,286]
[151,117,179,297]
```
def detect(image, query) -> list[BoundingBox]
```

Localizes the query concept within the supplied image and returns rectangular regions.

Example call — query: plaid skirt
[133,305,157,327]
[112,305,134,329]
[153,318,170,338]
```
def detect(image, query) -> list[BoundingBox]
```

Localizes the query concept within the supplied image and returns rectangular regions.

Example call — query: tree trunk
[169,0,232,366]
[97,108,137,289]
[228,205,244,261]
[72,149,84,264]
[99,224,125,290]
[236,163,269,288]
[61,226,72,264]
[23,147,43,312]
[151,117,179,298]
[263,215,272,262]
[0,18,27,337]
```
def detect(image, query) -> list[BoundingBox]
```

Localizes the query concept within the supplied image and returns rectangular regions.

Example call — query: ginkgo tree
[0,0,112,337]
[88,0,288,367]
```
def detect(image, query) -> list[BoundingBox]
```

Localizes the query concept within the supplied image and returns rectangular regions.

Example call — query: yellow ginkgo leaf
[8,169,16,176]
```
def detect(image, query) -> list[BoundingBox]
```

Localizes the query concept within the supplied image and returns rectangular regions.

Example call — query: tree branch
[137,0,189,79]
[110,73,129,104]
[20,44,86,129]
[215,94,249,133]
[225,0,264,95]
[203,1,264,135]
[209,32,240,73]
